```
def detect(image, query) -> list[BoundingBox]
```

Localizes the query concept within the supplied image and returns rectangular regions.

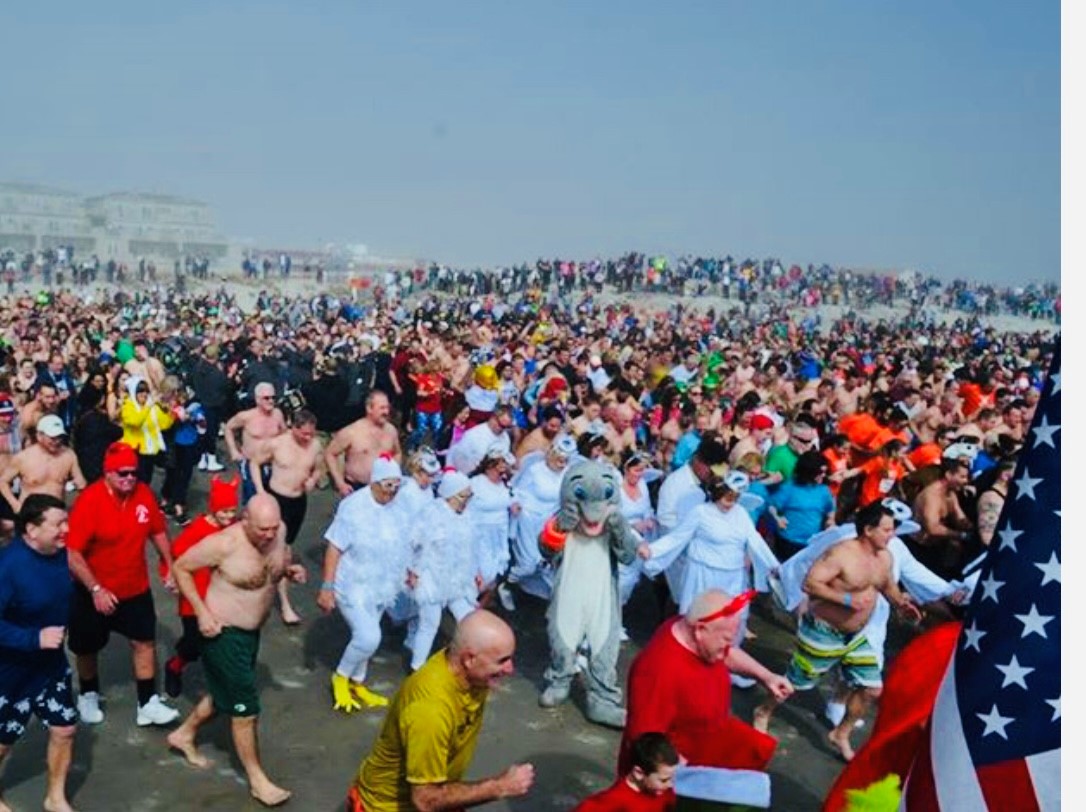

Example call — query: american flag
[902,347,1061,811]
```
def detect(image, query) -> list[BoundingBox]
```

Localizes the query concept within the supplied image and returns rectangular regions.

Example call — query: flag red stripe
[977,760,1040,812]
[822,622,960,811]
[902,730,940,811]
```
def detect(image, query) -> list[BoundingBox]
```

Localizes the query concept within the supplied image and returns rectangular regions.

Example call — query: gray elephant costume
[538,460,640,728]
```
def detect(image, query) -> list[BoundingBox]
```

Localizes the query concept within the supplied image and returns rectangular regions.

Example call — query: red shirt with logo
[67,480,167,600]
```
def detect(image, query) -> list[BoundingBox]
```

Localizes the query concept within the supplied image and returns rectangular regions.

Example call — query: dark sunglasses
[115,469,138,478]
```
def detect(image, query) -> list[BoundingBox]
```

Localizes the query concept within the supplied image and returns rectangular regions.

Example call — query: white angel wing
[510,449,546,490]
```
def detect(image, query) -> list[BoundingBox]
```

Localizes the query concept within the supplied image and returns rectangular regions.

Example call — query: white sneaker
[497,583,516,612]
[198,454,208,471]
[136,694,180,727]
[575,653,590,673]
[730,674,757,689]
[77,692,104,725]
[206,457,225,472]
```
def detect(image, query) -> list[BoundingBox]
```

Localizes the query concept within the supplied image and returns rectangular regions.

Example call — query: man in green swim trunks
[752,502,921,762]
[166,493,307,807]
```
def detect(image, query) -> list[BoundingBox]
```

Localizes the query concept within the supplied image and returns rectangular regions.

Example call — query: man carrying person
[249,409,322,625]
[223,382,287,503]
[621,589,791,807]
[166,493,307,808]
[0,495,80,812]
[752,502,922,761]
[348,610,535,811]
[324,391,402,495]
[0,415,85,512]
[64,442,179,727]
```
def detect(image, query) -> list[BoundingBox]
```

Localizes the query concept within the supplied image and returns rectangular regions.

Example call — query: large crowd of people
[0,259,1058,809]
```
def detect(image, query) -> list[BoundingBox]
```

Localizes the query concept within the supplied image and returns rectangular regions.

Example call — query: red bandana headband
[695,590,756,625]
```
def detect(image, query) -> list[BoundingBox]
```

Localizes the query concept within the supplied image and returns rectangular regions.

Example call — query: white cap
[551,434,578,458]
[370,456,402,484]
[881,498,913,524]
[438,471,472,500]
[722,470,750,493]
[37,415,66,438]
[943,442,979,462]
[414,448,442,475]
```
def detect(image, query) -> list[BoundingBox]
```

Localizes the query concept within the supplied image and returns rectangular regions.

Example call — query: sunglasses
[115,469,138,478]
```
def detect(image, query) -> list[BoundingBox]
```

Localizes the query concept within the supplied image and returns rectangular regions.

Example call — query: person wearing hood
[120,376,176,485]
[404,472,480,671]
[317,456,412,713]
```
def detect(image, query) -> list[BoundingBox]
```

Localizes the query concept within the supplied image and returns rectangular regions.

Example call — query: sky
[0,1,1060,283]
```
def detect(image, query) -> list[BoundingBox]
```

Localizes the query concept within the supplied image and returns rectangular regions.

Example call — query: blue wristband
[320,582,335,591]
[843,592,853,609]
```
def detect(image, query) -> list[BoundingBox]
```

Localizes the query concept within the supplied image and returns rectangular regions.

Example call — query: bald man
[167,494,307,808]
[349,610,535,811]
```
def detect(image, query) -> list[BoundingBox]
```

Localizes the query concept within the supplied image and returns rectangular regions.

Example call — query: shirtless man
[324,391,401,496]
[830,374,866,419]
[224,382,287,503]
[984,400,1027,445]
[914,393,963,445]
[909,457,973,578]
[753,502,921,761]
[19,383,58,446]
[249,410,322,625]
[0,416,85,513]
[604,403,637,459]
[167,494,306,808]
[124,339,166,396]
[515,405,563,460]
[570,395,603,437]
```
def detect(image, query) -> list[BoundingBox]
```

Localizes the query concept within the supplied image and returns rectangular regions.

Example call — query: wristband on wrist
[91,584,102,594]
[843,592,852,609]
[320,581,334,591]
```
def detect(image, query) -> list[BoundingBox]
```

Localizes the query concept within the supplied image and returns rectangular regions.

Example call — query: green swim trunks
[201,626,261,717]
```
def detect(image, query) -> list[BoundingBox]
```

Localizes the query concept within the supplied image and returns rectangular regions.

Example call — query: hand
[338,482,354,498]
[162,573,178,594]
[509,503,522,517]
[197,610,223,638]
[316,588,336,614]
[498,763,535,798]
[636,543,652,560]
[896,595,923,624]
[949,587,970,605]
[848,589,876,615]
[761,672,794,702]
[286,564,307,584]
[39,626,65,650]
[229,448,242,463]
[475,573,484,591]
[775,515,789,530]
[92,588,119,616]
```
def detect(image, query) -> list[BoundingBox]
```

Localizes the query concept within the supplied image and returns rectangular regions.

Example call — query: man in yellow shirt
[349,610,535,811]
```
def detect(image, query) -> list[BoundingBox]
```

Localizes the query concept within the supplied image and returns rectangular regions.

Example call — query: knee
[49,724,77,742]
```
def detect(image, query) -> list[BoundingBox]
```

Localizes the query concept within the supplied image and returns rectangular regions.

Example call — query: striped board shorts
[785,612,882,691]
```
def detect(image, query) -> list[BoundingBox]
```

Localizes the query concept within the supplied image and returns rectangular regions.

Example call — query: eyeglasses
[114,469,138,478]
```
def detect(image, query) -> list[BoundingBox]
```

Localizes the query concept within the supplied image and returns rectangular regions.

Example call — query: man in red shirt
[66,442,179,727]
[620,590,792,805]
[576,732,678,812]
[162,474,240,698]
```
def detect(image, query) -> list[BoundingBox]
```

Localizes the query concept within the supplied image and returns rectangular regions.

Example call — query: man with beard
[515,405,564,459]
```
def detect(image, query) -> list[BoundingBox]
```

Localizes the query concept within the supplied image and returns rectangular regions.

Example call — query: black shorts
[269,488,307,545]
[0,666,78,743]
[68,588,157,655]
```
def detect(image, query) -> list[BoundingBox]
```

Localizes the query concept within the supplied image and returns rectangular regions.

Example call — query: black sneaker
[164,666,183,699]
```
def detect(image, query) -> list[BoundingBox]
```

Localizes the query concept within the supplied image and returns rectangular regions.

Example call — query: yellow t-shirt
[356,650,488,811]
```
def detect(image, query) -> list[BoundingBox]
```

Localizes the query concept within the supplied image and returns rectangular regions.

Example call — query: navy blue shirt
[0,537,72,687]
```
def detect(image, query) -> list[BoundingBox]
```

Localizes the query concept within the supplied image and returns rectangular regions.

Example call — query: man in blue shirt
[0,493,78,812]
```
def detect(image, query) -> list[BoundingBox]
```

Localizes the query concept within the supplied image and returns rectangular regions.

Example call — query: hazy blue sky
[0,2,1059,282]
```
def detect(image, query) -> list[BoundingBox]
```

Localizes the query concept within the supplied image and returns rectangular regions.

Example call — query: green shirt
[764,444,799,482]
[358,650,488,811]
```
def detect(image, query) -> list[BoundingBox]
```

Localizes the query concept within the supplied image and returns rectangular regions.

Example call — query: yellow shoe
[349,681,389,708]
[332,674,362,713]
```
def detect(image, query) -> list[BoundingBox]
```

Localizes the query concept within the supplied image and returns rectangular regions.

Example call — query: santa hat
[371,452,402,484]
[103,442,138,473]
[208,475,240,513]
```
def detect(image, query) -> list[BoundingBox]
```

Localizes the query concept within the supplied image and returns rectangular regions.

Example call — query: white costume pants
[334,593,384,683]
[407,597,475,671]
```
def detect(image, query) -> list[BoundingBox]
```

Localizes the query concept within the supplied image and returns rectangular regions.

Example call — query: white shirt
[324,488,410,605]
[656,464,705,534]
[448,422,510,474]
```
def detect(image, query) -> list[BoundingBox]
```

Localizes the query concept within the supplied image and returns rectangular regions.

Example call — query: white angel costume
[617,477,657,605]
[323,486,411,683]
[405,498,479,670]
[466,473,514,586]
[509,454,565,599]
[655,463,709,599]
[644,501,780,640]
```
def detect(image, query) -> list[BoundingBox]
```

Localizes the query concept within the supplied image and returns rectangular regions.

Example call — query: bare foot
[826,728,855,762]
[280,607,302,626]
[43,796,78,812]
[250,779,292,807]
[752,705,772,734]
[166,729,214,769]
